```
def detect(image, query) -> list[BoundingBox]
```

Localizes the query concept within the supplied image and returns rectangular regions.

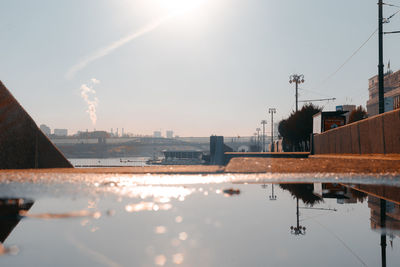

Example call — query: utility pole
[378,0,384,114]
[269,108,276,152]
[261,120,267,152]
[289,74,305,112]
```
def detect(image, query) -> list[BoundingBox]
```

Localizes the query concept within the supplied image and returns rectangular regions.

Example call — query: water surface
[0,174,399,266]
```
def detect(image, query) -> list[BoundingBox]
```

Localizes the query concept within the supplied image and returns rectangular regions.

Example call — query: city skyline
[1,0,400,136]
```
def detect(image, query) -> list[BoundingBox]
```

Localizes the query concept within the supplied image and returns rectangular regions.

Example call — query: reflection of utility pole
[380,199,387,267]
[256,128,261,152]
[269,184,277,200]
[290,198,306,236]
[269,108,276,152]
[261,120,267,152]
[289,74,304,112]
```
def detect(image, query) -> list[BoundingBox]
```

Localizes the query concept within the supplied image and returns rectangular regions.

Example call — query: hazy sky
[1,0,399,136]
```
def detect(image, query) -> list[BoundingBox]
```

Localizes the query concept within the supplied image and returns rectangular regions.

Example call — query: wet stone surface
[0,174,400,266]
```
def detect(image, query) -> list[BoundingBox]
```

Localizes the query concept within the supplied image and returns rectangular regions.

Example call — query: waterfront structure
[153,131,162,138]
[367,70,400,116]
[166,130,173,139]
[54,128,68,136]
[161,150,204,165]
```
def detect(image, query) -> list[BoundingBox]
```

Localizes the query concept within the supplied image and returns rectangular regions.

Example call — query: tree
[278,103,322,151]
[348,106,367,123]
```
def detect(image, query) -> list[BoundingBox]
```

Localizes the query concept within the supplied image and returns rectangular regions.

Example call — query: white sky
[1,0,399,136]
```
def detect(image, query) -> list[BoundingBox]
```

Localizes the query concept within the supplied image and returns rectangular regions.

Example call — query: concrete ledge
[225,156,400,173]
[224,152,309,164]
[0,155,399,175]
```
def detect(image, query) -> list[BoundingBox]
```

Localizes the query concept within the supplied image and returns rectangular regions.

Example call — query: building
[166,130,173,139]
[153,131,162,138]
[312,111,347,134]
[39,124,51,136]
[367,69,400,116]
[54,128,68,136]
[336,105,356,123]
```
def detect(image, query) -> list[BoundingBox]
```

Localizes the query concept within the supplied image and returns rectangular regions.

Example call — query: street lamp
[289,74,305,112]
[269,108,276,152]
[256,128,261,152]
[261,120,267,152]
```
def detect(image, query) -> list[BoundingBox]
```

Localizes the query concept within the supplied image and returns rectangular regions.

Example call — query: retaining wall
[313,109,400,154]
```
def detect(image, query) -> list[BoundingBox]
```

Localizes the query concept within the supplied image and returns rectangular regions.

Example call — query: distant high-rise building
[54,128,68,136]
[153,131,162,138]
[367,70,400,116]
[39,124,51,136]
[166,130,173,139]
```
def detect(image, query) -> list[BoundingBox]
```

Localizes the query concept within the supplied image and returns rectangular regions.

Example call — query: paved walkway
[0,154,399,175]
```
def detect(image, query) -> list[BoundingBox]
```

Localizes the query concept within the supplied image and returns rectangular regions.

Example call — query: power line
[383,3,400,8]
[298,97,336,103]
[298,87,332,98]
[316,27,378,89]
[307,6,400,98]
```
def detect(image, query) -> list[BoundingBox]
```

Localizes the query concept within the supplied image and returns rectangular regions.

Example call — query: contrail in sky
[80,78,100,125]
[66,15,173,79]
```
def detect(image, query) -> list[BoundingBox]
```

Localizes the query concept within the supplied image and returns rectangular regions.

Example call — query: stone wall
[0,81,72,169]
[313,109,400,154]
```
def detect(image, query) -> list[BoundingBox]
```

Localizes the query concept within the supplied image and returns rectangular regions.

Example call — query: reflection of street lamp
[290,198,306,236]
[289,74,305,112]
[269,184,277,200]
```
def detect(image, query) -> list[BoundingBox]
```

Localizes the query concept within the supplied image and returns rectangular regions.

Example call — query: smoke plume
[80,78,100,125]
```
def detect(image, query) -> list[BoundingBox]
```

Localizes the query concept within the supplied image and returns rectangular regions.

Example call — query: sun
[157,0,208,16]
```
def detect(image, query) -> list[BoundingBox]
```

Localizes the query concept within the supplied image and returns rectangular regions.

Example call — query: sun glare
[157,0,208,16]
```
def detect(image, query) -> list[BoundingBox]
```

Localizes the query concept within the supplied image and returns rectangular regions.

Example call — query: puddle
[0,174,400,266]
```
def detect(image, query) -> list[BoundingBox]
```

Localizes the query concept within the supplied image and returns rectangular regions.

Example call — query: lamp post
[261,120,267,152]
[256,128,261,152]
[289,74,305,112]
[269,108,276,152]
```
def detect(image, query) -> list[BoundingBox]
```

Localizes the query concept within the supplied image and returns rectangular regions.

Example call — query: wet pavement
[0,171,400,266]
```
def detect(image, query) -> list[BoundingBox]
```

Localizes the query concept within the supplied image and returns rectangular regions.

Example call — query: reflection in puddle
[125,202,172,213]
[0,198,33,256]
[1,180,400,266]
[19,210,102,220]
